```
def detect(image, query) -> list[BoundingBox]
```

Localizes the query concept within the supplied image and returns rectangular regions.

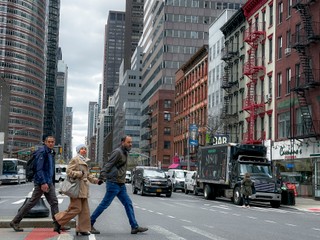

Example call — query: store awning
[168,163,180,169]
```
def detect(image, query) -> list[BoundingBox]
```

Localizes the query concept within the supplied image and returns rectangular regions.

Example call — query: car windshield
[144,170,166,178]
[175,171,185,178]
[240,164,272,178]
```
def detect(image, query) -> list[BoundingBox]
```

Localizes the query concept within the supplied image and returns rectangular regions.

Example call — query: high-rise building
[102,11,125,108]
[139,0,246,159]
[43,0,61,138]
[55,59,68,147]
[64,107,73,162]
[123,0,144,71]
[87,101,98,143]
[0,1,47,154]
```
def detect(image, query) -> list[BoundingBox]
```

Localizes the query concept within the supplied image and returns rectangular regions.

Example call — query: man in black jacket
[90,136,148,235]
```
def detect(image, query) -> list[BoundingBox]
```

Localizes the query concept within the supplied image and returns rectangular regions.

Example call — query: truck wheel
[270,201,281,208]
[204,185,213,200]
[233,186,243,205]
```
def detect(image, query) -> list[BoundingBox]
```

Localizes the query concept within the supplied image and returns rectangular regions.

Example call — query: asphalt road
[0,182,319,240]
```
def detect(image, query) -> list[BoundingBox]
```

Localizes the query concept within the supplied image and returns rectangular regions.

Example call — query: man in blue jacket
[10,136,59,232]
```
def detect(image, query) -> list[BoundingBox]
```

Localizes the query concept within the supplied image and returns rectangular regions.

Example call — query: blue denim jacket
[33,145,54,185]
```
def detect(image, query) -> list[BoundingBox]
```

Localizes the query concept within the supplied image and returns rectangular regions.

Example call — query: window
[268,114,272,139]
[277,72,282,97]
[164,99,172,108]
[286,30,291,48]
[278,36,282,59]
[286,68,291,94]
[278,2,283,24]
[269,37,273,62]
[278,112,290,138]
[164,112,171,121]
[295,63,300,87]
[164,127,171,135]
[287,0,292,17]
[269,4,273,26]
[164,141,171,149]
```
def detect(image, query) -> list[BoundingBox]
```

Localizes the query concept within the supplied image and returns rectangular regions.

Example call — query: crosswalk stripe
[150,225,186,240]
[12,199,25,204]
[183,226,227,240]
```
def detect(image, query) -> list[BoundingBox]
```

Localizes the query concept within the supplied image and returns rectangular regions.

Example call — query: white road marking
[265,220,277,224]
[183,226,227,240]
[180,219,192,223]
[168,215,175,218]
[12,199,25,204]
[150,225,186,240]
[285,223,297,227]
[312,228,320,231]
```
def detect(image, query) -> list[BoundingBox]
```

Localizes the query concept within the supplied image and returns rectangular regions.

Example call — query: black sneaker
[53,221,61,234]
[90,226,100,234]
[10,221,23,232]
[131,226,148,234]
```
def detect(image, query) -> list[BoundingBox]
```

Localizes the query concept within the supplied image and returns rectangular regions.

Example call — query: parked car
[125,171,132,183]
[132,167,172,197]
[184,171,198,195]
[167,169,187,192]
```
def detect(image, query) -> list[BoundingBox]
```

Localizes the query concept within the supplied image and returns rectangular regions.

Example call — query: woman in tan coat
[53,144,101,235]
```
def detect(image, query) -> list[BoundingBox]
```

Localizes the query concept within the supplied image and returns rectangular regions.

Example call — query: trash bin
[287,189,295,206]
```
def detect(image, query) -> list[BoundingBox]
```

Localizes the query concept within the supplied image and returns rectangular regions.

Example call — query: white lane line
[265,220,277,224]
[168,215,175,219]
[312,228,320,231]
[285,223,296,227]
[156,212,164,215]
[184,226,227,240]
[180,219,192,223]
[148,210,154,213]
[247,216,257,219]
[88,233,97,240]
[12,199,25,204]
[150,225,186,240]
[57,233,74,240]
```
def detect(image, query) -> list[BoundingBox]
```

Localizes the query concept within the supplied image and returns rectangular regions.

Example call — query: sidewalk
[0,197,318,239]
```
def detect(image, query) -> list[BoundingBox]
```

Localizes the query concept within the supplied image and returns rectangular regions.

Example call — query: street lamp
[9,127,37,157]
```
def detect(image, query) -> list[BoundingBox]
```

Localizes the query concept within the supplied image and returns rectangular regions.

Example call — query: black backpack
[26,152,37,182]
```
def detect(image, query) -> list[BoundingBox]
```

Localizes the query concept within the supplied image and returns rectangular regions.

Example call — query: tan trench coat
[66,155,98,198]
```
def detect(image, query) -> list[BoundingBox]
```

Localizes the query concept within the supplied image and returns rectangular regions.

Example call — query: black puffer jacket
[99,146,128,184]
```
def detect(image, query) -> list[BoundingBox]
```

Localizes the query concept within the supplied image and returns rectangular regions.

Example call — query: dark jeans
[90,181,138,229]
[243,195,250,206]
[12,183,59,223]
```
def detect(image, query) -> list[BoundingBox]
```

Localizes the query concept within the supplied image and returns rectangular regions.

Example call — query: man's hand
[98,180,104,185]
[41,183,49,192]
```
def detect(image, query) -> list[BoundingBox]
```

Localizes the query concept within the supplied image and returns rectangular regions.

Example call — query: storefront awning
[168,163,180,169]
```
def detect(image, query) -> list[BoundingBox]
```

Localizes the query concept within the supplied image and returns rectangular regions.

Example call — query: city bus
[1,158,27,184]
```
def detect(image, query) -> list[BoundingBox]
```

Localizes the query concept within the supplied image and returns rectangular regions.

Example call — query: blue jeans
[90,181,138,229]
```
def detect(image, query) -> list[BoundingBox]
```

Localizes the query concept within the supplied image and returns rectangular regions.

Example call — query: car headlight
[143,178,151,186]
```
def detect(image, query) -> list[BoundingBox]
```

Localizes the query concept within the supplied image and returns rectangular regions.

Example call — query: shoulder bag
[59,164,82,198]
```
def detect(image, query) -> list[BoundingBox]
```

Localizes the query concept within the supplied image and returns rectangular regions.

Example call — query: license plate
[156,189,162,192]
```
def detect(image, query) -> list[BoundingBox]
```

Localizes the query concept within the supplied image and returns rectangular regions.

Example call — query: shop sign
[279,146,302,156]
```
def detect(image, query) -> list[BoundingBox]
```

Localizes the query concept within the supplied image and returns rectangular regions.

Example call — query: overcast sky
[59,1,125,156]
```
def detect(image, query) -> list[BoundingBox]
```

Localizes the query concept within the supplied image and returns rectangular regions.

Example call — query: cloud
[59,0,125,157]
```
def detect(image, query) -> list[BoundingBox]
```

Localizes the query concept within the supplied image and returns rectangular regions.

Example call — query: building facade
[139,0,246,163]
[64,107,73,162]
[174,45,208,170]
[102,11,125,108]
[0,1,47,154]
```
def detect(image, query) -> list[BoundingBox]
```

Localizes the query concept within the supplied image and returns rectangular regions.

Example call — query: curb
[0,217,76,228]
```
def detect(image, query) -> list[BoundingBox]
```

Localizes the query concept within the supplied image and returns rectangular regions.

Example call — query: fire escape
[221,42,239,134]
[243,22,266,144]
[290,0,320,139]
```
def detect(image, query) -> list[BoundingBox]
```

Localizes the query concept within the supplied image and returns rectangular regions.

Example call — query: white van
[184,171,198,195]
[167,169,187,192]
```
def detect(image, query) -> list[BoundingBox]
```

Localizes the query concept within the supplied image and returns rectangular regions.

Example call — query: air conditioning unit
[285,48,291,55]
[265,93,272,103]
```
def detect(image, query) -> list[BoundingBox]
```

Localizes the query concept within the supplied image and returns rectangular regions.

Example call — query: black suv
[132,167,172,197]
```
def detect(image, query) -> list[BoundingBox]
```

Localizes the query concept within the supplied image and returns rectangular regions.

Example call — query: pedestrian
[90,136,148,235]
[241,172,253,208]
[53,144,101,235]
[10,136,59,232]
